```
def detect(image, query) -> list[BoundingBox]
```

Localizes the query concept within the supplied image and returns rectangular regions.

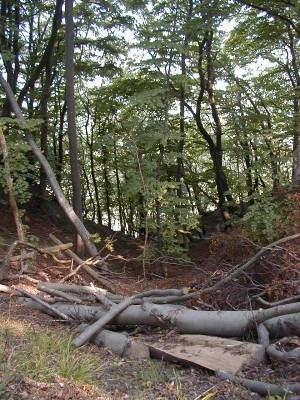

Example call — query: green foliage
[266,395,285,400]
[241,193,283,243]
[0,138,33,205]
[132,360,173,388]
[1,0,297,263]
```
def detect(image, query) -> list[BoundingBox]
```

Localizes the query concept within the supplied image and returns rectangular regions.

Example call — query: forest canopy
[0,0,299,254]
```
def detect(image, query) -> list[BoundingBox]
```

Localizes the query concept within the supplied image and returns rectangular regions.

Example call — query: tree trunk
[0,128,26,271]
[113,139,125,232]
[0,72,99,258]
[65,0,84,255]
[185,29,234,222]
[39,56,53,198]
[0,0,20,117]
[19,298,300,339]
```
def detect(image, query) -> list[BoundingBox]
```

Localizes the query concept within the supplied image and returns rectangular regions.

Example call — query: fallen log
[77,323,149,360]
[17,299,300,339]
[72,288,194,346]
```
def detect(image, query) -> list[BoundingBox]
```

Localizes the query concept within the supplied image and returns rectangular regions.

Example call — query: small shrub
[241,193,284,244]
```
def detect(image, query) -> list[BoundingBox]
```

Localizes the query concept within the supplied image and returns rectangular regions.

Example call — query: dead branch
[36,282,196,305]
[37,284,83,304]
[49,234,116,293]
[14,287,70,321]
[1,240,75,282]
[11,242,73,261]
[0,284,16,295]
[92,287,114,309]
[36,281,108,295]
[135,288,190,298]
[73,295,136,347]
[111,293,197,304]
[217,371,300,396]
[5,274,39,283]
[257,323,270,346]
[201,232,300,294]
[267,342,300,363]
[257,295,300,307]
[247,302,300,329]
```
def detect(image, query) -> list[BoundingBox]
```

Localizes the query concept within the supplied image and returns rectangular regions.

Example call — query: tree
[65,0,84,254]
[231,1,300,184]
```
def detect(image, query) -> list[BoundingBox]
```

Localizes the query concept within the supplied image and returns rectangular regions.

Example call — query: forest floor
[0,194,300,399]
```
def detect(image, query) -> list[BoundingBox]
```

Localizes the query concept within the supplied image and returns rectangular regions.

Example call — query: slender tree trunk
[39,58,53,198]
[292,90,300,184]
[0,72,99,258]
[17,0,64,107]
[290,29,300,182]
[1,0,20,117]
[54,99,67,185]
[185,29,234,222]
[0,128,26,269]
[65,0,84,255]
[84,105,103,225]
[102,144,112,229]
[0,127,26,273]
[113,140,125,232]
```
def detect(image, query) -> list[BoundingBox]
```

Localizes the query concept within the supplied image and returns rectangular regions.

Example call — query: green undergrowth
[0,317,104,396]
[0,316,187,399]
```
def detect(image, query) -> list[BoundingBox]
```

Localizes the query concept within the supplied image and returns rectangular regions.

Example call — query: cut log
[148,334,265,375]
[17,300,300,339]
[77,323,150,360]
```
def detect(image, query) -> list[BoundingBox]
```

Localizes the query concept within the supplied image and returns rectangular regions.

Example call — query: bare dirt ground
[0,195,300,399]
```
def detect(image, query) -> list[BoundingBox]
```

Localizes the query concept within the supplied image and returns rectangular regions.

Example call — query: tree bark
[73,295,136,347]
[65,0,84,256]
[18,299,300,339]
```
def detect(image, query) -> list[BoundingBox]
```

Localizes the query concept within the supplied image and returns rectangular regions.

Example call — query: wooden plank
[147,334,265,375]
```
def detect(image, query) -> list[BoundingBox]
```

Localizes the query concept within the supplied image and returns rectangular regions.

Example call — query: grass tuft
[0,317,104,390]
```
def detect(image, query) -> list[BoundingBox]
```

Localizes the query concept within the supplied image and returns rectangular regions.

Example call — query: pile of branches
[9,280,300,397]
[1,232,300,397]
